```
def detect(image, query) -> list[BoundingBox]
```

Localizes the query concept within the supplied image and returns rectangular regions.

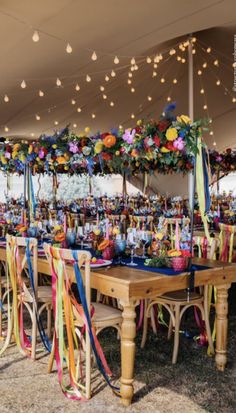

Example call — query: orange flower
[98,239,110,251]
[103,134,116,148]
[131,149,139,158]
[57,156,66,164]
[54,232,66,242]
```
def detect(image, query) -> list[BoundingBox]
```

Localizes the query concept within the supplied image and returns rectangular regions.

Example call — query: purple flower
[173,137,185,151]
[122,129,136,144]
[38,149,45,159]
[69,142,79,154]
[216,156,222,162]
[4,152,11,159]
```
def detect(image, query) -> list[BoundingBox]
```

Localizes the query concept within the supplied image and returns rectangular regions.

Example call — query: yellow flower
[64,165,69,170]
[1,156,7,165]
[156,232,164,241]
[19,154,26,163]
[136,119,142,126]
[115,150,120,156]
[166,127,178,141]
[52,144,57,149]
[57,156,66,164]
[84,127,90,134]
[13,143,20,152]
[177,115,191,124]
[160,146,170,153]
[12,151,18,159]
[28,144,33,154]
[94,140,103,154]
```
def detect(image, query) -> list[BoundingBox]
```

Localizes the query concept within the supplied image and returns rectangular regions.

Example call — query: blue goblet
[114,239,126,265]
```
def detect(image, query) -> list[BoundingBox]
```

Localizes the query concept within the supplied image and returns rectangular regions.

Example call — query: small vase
[172,257,187,272]
[102,246,114,260]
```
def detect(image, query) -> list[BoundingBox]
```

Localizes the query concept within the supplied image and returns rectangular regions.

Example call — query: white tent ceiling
[0,0,235,150]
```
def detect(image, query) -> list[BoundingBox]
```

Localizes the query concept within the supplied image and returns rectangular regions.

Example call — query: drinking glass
[114,239,126,265]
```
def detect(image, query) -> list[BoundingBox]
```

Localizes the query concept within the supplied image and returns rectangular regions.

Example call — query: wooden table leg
[215,284,231,372]
[119,299,136,406]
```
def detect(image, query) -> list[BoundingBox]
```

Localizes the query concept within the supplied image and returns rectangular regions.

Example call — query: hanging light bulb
[91,51,97,61]
[200,88,205,94]
[127,79,132,84]
[114,56,119,64]
[131,87,135,93]
[232,97,236,103]
[128,72,132,78]
[131,57,136,65]
[39,90,44,97]
[32,30,39,42]
[147,96,152,101]
[119,125,123,129]
[134,64,138,71]
[75,84,80,91]
[4,126,9,132]
[73,123,77,128]
[160,77,165,83]
[36,114,40,120]
[213,141,216,146]
[54,121,59,125]
[192,37,197,43]
[4,95,9,102]
[167,96,171,102]
[173,78,177,84]
[198,70,202,75]
[192,49,196,55]
[100,85,105,91]
[102,94,107,99]
[131,113,135,119]
[77,107,82,112]
[203,104,207,110]
[177,56,181,61]
[130,66,135,72]
[214,59,219,66]
[209,118,212,124]
[110,101,114,107]
[66,43,73,54]
[209,131,214,136]
[169,48,176,55]
[105,75,109,82]
[202,62,207,68]
[111,70,116,77]
[31,133,35,137]
[152,71,157,77]
[21,80,27,89]
[153,63,158,69]
[56,78,62,87]
[216,80,221,86]
[181,58,186,63]
[86,74,91,82]
[207,47,211,53]
[146,56,152,64]
[92,113,96,119]
[71,99,76,105]
[233,62,236,68]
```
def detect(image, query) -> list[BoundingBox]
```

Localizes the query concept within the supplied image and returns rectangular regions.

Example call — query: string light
[92,113,96,119]
[233,62,236,68]
[91,51,97,61]
[35,114,40,120]
[232,97,236,103]
[127,79,132,84]
[103,94,107,99]
[131,87,135,93]
[73,123,77,128]
[31,133,35,137]
[167,96,171,102]
[152,71,157,77]
[56,78,62,87]
[216,80,221,86]
[32,30,39,42]
[177,56,181,61]
[147,96,152,101]
[131,113,135,119]
[130,66,135,72]
[39,90,44,97]
[77,107,82,112]
[213,141,216,146]
[153,63,158,69]
[4,126,9,132]
[192,49,196,55]
[110,101,114,107]
[198,70,202,75]
[181,58,186,63]
[114,56,119,64]
[146,56,152,64]
[210,131,214,136]
[200,88,205,94]
[131,57,136,65]
[105,75,109,82]
[21,80,27,88]
[160,77,165,83]
[100,85,105,91]
[202,62,207,68]
[173,78,177,84]
[4,95,9,102]
[119,125,123,129]
[54,121,59,125]
[134,64,138,71]
[111,70,116,77]
[214,59,219,66]
[86,74,91,82]
[207,47,211,53]
[75,84,80,91]
[71,99,76,105]
[66,43,72,54]
[169,48,176,55]
[128,72,132,78]
[203,104,207,110]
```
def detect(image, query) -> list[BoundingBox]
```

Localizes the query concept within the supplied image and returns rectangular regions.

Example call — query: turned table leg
[120,300,136,406]
[215,284,231,372]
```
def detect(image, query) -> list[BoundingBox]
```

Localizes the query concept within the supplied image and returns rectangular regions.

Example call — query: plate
[90,259,112,268]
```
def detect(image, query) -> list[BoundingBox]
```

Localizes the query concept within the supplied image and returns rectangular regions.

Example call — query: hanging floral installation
[209,148,236,175]
[0,104,206,176]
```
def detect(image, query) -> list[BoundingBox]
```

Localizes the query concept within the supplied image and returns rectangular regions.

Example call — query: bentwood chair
[0,235,52,360]
[219,223,236,263]
[141,238,217,364]
[43,244,122,399]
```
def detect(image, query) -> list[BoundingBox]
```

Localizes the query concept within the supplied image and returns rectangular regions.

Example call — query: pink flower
[69,142,78,154]
[38,149,45,159]
[173,137,185,151]
[4,152,11,159]
[122,129,136,144]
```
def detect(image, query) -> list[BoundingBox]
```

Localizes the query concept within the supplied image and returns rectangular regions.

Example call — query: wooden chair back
[219,223,236,263]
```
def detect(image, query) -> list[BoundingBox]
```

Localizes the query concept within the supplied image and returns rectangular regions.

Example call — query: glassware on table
[114,238,126,265]
[126,233,138,266]
[66,229,76,247]
[140,231,152,259]
[79,233,85,249]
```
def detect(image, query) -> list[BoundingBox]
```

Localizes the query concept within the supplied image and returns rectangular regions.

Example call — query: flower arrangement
[0,105,204,176]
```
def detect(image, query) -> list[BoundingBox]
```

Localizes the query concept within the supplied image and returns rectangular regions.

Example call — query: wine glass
[140,231,152,259]
[114,239,126,265]
[126,236,138,266]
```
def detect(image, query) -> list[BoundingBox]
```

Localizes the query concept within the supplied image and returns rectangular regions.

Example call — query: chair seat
[20,286,52,303]
[92,302,122,322]
[158,289,202,303]
[1,276,29,287]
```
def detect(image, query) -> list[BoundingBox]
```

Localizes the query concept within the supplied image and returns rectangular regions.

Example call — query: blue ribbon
[72,250,120,393]
[25,239,51,352]
[202,147,211,214]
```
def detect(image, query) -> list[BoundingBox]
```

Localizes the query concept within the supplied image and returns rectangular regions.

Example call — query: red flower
[102,152,112,161]
[157,120,170,132]
[101,133,109,140]
[166,141,176,151]
[153,136,161,147]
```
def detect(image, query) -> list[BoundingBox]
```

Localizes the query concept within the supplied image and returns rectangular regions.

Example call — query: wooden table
[0,247,235,406]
